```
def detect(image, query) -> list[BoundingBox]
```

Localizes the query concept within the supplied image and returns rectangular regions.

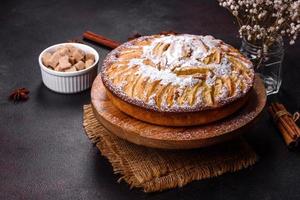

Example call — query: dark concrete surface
[0,0,300,199]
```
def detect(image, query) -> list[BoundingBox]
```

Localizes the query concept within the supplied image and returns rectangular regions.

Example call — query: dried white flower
[277,18,285,25]
[218,0,300,46]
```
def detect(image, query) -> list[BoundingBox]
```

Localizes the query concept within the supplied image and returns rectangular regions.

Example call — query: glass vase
[240,37,284,95]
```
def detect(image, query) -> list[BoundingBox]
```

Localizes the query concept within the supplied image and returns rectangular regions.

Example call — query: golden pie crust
[101,34,254,126]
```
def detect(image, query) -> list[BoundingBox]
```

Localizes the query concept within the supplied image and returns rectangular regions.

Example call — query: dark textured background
[1,0,300,199]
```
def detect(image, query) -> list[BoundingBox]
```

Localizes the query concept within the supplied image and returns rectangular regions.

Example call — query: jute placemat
[83,104,258,192]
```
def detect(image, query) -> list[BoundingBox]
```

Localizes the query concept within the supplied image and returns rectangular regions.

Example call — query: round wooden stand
[91,75,266,149]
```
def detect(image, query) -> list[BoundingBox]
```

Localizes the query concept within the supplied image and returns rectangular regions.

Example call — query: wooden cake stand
[91,74,267,149]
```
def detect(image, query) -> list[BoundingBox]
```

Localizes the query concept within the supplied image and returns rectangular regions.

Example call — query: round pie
[101,34,255,126]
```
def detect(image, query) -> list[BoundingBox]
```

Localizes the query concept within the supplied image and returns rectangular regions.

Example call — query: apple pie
[101,34,254,126]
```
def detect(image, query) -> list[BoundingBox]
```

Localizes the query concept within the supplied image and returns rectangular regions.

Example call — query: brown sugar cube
[64,66,77,72]
[74,61,85,70]
[57,47,70,56]
[65,44,76,53]
[57,55,71,71]
[69,56,76,65]
[85,59,94,68]
[54,65,62,71]
[72,49,84,62]
[42,52,52,67]
[48,51,61,68]
[54,64,64,71]
[56,64,70,71]
[85,53,95,62]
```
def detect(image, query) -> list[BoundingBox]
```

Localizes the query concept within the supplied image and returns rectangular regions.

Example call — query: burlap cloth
[83,104,258,192]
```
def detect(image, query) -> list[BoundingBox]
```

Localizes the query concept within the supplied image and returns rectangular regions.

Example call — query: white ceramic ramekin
[38,43,99,94]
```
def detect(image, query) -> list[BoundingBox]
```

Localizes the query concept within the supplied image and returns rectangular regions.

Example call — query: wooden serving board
[91,74,266,149]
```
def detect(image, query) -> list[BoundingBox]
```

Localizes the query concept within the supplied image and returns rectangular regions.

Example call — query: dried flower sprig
[219,0,300,49]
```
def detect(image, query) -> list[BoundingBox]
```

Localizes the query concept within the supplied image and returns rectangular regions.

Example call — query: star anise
[128,32,142,41]
[9,88,30,103]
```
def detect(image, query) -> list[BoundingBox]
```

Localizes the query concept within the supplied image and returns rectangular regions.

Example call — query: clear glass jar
[240,37,284,95]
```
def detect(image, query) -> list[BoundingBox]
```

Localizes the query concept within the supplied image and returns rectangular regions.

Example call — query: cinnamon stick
[273,103,297,139]
[83,31,120,49]
[268,106,295,148]
[276,103,300,137]
[268,103,300,148]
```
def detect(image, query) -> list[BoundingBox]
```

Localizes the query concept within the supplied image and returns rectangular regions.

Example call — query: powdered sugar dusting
[123,34,238,89]
[143,34,223,70]
[101,34,255,112]
[129,58,198,87]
